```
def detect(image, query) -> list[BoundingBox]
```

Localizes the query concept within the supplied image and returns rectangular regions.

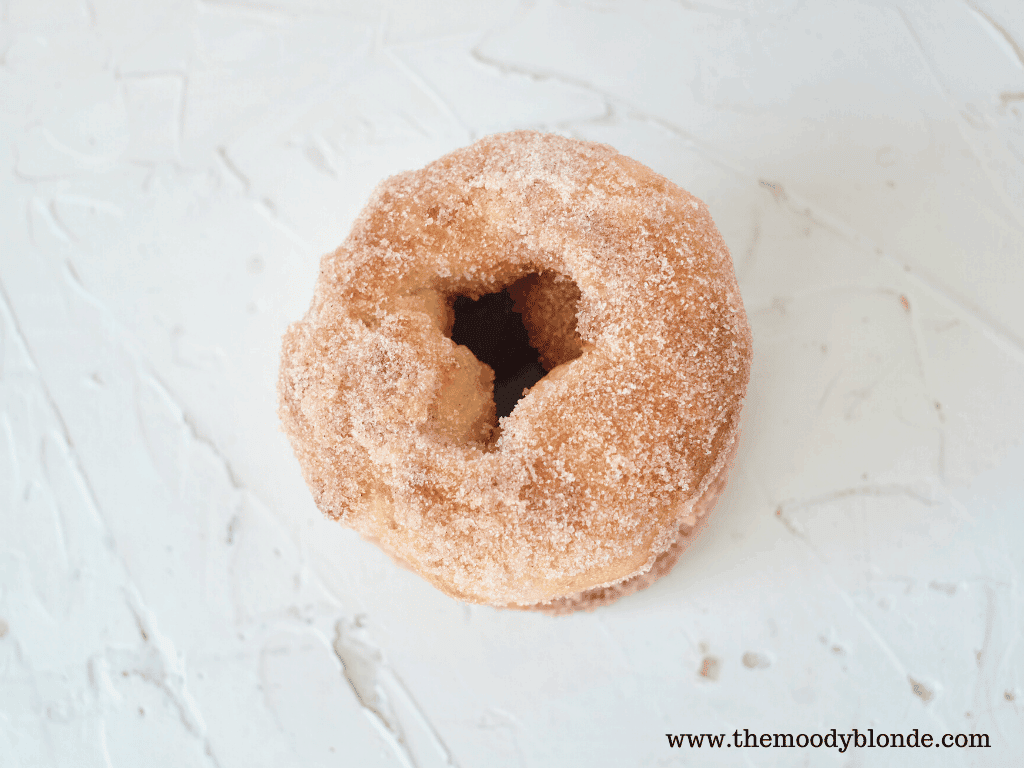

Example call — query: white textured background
[2,1,1023,766]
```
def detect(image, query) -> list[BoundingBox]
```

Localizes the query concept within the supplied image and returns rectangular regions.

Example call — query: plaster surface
[1,1,1022,765]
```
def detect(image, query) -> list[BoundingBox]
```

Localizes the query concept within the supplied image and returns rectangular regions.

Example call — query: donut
[278,131,752,612]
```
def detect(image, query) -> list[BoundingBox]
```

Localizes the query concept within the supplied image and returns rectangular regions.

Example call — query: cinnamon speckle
[699,656,721,680]
[909,676,934,703]
[741,652,770,669]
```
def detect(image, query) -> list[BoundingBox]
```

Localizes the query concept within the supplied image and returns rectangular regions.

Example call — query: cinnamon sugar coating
[278,131,752,609]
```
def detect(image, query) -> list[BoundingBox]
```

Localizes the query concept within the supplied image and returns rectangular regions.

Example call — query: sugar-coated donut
[278,131,752,612]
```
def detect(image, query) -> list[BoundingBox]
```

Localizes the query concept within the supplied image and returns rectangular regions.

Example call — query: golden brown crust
[509,272,585,371]
[278,131,752,609]
[523,430,739,614]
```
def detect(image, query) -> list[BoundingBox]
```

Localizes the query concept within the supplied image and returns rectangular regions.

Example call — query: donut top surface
[279,131,752,606]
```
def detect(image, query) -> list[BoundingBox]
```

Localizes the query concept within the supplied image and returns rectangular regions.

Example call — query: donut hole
[449,289,546,419]
[448,272,584,420]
